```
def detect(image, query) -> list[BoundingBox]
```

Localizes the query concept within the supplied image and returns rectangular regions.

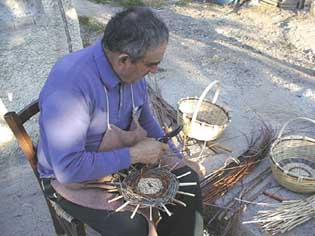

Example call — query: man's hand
[129,138,169,165]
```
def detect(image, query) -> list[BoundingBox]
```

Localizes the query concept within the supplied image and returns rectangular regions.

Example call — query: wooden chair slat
[4,111,37,172]
[4,100,86,236]
[17,100,39,124]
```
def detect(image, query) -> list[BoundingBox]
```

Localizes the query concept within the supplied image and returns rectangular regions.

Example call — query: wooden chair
[4,99,86,236]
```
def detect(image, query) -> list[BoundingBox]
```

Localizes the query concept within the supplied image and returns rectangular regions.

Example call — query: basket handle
[277,117,315,139]
[191,80,221,125]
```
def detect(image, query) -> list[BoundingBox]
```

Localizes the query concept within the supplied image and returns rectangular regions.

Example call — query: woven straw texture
[178,98,229,141]
[177,81,229,141]
[270,117,315,193]
[120,167,179,208]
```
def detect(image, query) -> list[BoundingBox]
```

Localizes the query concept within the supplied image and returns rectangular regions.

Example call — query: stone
[0,0,82,114]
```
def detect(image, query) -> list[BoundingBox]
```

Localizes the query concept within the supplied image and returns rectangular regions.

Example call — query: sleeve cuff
[113,148,132,170]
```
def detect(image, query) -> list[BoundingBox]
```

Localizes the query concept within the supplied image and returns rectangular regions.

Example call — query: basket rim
[270,135,315,181]
[177,96,231,127]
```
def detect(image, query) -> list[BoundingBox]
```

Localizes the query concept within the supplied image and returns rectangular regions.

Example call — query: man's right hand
[129,138,168,165]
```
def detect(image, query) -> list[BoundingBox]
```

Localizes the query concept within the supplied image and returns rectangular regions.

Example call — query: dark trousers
[43,166,203,236]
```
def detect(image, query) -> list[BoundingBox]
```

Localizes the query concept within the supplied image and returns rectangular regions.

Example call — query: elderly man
[37,7,203,236]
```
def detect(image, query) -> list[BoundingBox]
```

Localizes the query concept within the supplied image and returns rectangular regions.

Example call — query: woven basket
[270,117,315,193]
[177,80,230,141]
[120,167,179,208]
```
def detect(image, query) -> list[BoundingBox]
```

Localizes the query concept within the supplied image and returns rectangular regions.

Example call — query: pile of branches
[243,194,315,235]
[201,122,274,204]
[201,122,274,236]
[148,84,178,132]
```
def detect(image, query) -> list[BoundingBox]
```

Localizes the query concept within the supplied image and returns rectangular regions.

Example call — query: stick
[176,171,191,179]
[115,201,130,212]
[161,204,172,216]
[173,198,187,207]
[130,204,140,219]
[262,191,285,202]
[179,182,197,187]
[108,195,123,203]
[177,191,195,197]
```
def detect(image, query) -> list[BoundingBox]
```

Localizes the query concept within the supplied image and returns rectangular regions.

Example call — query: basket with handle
[177,80,230,142]
[270,117,315,193]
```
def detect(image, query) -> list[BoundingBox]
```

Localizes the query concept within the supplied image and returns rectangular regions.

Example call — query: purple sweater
[37,40,175,184]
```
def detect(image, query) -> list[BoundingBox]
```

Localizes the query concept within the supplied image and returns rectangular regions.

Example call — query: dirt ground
[76,0,315,145]
[77,0,315,122]
[1,0,314,235]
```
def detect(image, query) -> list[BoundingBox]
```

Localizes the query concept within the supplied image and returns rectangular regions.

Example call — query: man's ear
[117,53,130,66]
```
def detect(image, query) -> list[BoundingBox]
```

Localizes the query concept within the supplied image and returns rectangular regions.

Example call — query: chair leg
[58,218,86,236]
[57,218,75,236]
[71,219,86,236]
[46,198,86,236]
[46,199,66,235]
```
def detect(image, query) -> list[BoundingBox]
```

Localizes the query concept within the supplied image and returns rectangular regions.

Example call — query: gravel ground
[1,0,314,235]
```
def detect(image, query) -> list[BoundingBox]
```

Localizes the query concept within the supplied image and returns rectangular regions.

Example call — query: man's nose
[149,65,159,74]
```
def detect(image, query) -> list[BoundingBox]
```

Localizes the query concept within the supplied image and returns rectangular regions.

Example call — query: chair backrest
[4,99,40,178]
[4,100,87,236]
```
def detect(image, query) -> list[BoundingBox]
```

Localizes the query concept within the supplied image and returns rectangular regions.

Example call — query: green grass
[119,0,145,6]
[78,16,105,47]
[78,16,104,34]
[174,0,193,6]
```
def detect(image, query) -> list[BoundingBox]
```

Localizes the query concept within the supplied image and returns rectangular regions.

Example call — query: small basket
[120,167,179,208]
[177,80,230,141]
[270,117,315,193]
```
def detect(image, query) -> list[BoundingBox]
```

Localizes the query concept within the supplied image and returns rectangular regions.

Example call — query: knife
[157,125,183,143]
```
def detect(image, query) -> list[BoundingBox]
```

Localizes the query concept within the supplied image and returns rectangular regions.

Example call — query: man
[37,7,203,236]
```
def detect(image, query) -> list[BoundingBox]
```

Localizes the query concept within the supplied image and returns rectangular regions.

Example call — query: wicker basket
[177,80,230,141]
[120,167,179,208]
[270,117,315,193]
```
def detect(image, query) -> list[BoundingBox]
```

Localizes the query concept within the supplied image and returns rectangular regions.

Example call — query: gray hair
[102,7,169,62]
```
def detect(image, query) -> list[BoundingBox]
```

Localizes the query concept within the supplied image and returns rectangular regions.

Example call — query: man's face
[119,42,167,84]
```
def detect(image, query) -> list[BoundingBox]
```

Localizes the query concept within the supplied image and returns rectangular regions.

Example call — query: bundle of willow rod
[201,121,273,204]
[148,84,178,130]
[206,166,272,232]
[243,194,315,235]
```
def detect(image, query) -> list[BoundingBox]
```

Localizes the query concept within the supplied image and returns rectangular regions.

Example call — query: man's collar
[93,40,120,90]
